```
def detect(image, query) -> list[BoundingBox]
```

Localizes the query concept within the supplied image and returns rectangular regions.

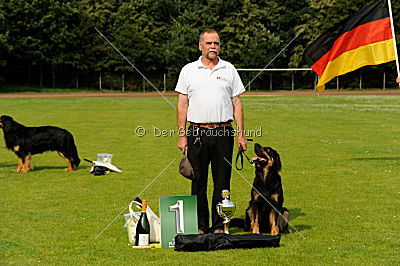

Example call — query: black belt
[189,122,232,129]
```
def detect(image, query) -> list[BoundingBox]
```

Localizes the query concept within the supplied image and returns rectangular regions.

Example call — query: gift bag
[124,198,161,244]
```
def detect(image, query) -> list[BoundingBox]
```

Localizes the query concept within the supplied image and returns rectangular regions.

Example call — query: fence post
[76,71,79,89]
[336,76,339,90]
[291,72,294,91]
[163,73,167,92]
[99,72,102,90]
[359,71,362,90]
[122,73,125,92]
[314,74,317,91]
[383,71,386,90]
[269,74,273,91]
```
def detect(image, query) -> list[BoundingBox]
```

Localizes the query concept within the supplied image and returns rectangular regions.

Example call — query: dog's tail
[229,218,245,228]
[277,207,291,234]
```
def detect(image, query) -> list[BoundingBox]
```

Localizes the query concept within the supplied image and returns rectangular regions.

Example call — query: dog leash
[235,139,254,170]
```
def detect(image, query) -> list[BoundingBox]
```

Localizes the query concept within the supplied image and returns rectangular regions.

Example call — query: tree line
[0,0,399,90]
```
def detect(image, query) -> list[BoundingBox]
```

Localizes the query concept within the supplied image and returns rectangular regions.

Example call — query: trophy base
[223,222,229,234]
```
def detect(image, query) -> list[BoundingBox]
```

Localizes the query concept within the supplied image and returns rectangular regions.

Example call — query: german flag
[304,0,396,92]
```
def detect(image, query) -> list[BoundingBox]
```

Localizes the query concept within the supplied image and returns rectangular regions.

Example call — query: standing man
[175,29,247,234]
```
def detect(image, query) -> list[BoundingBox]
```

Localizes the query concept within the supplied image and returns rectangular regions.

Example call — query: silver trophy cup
[216,190,236,234]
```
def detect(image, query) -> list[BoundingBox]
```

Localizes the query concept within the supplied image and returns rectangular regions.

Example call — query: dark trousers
[187,126,234,232]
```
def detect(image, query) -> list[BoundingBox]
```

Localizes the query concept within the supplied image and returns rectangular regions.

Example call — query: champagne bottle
[135,199,150,246]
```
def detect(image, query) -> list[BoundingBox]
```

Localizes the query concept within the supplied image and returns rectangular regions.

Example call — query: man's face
[199,32,220,61]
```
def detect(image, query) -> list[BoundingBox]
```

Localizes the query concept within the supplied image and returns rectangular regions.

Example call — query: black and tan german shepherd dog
[231,143,290,235]
[0,115,80,173]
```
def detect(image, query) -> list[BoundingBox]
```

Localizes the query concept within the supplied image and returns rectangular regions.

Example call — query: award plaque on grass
[159,196,198,249]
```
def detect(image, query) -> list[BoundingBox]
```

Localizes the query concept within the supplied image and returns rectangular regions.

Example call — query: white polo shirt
[175,57,245,123]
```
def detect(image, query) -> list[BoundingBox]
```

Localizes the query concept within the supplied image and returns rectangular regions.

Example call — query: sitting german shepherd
[231,143,290,235]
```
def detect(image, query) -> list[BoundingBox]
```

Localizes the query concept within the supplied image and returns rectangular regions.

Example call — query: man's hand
[237,135,247,151]
[396,77,400,83]
[178,136,187,153]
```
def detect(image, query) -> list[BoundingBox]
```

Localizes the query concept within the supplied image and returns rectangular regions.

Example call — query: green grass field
[0,85,97,93]
[1,94,399,264]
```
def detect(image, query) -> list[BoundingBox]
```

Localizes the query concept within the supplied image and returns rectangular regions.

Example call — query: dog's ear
[272,150,282,171]
[254,143,263,155]
[265,147,282,171]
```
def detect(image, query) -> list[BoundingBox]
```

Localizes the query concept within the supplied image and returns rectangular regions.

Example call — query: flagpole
[387,0,400,80]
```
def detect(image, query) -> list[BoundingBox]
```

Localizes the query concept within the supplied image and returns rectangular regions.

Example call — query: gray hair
[199,29,219,43]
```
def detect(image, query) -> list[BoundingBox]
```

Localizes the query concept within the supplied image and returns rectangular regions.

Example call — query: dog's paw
[281,228,292,234]
[271,226,279,236]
